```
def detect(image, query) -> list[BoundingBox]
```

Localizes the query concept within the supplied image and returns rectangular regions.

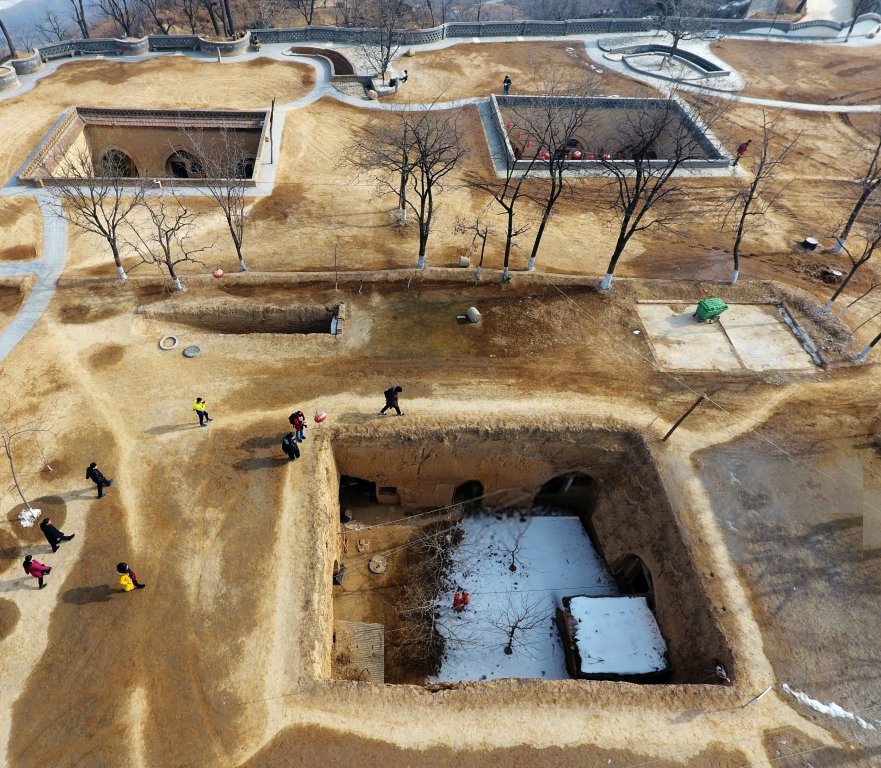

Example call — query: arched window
[165,150,202,179]
[100,149,137,178]
[234,156,256,179]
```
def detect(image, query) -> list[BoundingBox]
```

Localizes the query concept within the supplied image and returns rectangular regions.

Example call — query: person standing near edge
[40,518,75,553]
[733,139,751,166]
[117,562,146,591]
[193,397,213,427]
[503,75,512,95]
[23,555,51,589]
[86,462,113,499]
[380,386,404,416]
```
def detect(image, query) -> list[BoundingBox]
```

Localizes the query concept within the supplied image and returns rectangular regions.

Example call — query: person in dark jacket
[380,386,404,416]
[40,518,74,553]
[116,561,145,590]
[23,555,51,589]
[503,75,512,95]
[86,462,113,499]
[282,432,300,461]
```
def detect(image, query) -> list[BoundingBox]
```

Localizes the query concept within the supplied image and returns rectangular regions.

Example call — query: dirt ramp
[135,301,339,335]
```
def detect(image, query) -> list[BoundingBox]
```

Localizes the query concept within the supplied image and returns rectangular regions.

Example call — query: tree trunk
[229,224,247,271]
[0,16,18,58]
[110,241,128,279]
[502,208,514,282]
[856,329,881,360]
[833,181,880,253]
[527,202,554,271]
[5,446,32,510]
[206,3,222,35]
[731,227,743,285]
[222,0,235,34]
[601,238,627,291]
[821,259,862,312]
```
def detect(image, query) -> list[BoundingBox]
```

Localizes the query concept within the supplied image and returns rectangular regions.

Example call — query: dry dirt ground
[1,39,881,768]
[710,39,881,106]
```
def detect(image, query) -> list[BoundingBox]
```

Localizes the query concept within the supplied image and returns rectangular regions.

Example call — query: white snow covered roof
[568,595,668,676]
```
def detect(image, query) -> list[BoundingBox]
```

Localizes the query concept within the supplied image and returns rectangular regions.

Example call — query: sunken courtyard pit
[324,427,734,687]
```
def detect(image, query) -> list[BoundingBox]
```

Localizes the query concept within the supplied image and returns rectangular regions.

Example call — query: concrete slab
[718,304,815,372]
[636,303,741,371]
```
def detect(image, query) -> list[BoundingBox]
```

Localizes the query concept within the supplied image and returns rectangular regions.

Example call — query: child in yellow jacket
[117,562,146,591]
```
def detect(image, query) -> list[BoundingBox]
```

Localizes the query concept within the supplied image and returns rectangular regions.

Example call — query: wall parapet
[10,50,44,74]
[0,65,21,92]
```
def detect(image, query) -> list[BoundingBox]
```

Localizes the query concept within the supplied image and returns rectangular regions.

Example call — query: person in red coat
[23,555,51,589]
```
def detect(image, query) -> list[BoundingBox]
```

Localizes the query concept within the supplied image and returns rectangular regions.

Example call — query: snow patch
[433,515,620,682]
[782,684,876,731]
[569,595,668,675]
[18,507,40,527]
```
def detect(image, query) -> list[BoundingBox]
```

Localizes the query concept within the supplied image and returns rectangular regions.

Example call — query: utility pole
[662,394,707,442]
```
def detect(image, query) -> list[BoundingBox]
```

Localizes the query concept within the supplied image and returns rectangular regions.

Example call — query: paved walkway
[0,32,879,366]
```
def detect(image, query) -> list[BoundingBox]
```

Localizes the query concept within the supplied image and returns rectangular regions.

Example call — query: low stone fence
[10,50,44,75]
[0,65,21,91]
[198,32,250,57]
[491,94,730,170]
[287,46,356,76]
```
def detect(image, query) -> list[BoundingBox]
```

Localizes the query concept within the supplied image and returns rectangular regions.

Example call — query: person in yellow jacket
[117,562,146,591]
[193,397,213,427]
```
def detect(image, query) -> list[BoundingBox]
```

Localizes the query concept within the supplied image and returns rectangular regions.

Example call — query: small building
[558,594,669,681]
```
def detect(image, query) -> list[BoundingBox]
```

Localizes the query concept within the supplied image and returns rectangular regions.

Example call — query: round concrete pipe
[466,307,482,324]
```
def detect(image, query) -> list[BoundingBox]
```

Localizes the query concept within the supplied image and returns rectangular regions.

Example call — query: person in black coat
[282,432,300,461]
[40,518,75,553]
[380,386,404,416]
[86,462,114,499]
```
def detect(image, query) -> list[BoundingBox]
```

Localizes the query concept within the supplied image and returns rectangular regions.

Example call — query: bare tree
[469,137,539,282]
[0,15,18,58]
[68,0,91,37]
[253,0,281,27]
[533,0,574,21]
[597,93,727,290]
[185,128,251,271]
[36,9,74,43]
[175,0,200,32]
[424,0,455,25]
[831,280,881,321]
[289,0,318,25]
[0,402,55,514]
[96,0,142,37]
[505,66,602,271]
[360,0,413,80]
[47,141,145,280]
[455,215,491,280]
[655,0,717,57]
[221,0,236,34]
[822,212,881,315]
[348,103,468,269]
[489,591,553,656]
[129,193,212,291]
[136,0,174,33]
[336,0,368,26]
[718,111,800,285]
[833,115,881,254]
[494,519,532,573]
[197,0,223,35]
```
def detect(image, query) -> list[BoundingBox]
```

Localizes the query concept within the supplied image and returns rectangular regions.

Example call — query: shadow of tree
[145,424,199,435]
[232,456,290,472]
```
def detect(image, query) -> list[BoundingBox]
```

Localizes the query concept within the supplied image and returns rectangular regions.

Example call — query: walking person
[733,139,751,166]
[289,411,307,442]
[193,397,213,427]
[380,386,404,416]
[40,518,75,553]
[282,431,300,461]
[86,462,113,499]
[503,75,512,95]
[117,562,146,591]
[23,555,51,589]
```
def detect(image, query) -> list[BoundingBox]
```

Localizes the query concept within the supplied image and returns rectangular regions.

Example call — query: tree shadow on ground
[62,584,117,604]
[232,456,289,472]
[145,424,200,435]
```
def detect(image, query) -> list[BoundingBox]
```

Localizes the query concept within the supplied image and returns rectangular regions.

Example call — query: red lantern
[314,411,327,423]
[212,268,224,278]
[462,591,471,607]
[525,141,531,147]
[506,123,511,129]
[602,153,611,160]
[517,132,522,138]
[573,150,583,160]
[588,154,594,160]
[453,591,464,610]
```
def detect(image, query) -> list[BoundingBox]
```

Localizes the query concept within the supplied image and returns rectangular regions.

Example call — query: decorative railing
[0,65,21,91]
[21,11,881,70]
